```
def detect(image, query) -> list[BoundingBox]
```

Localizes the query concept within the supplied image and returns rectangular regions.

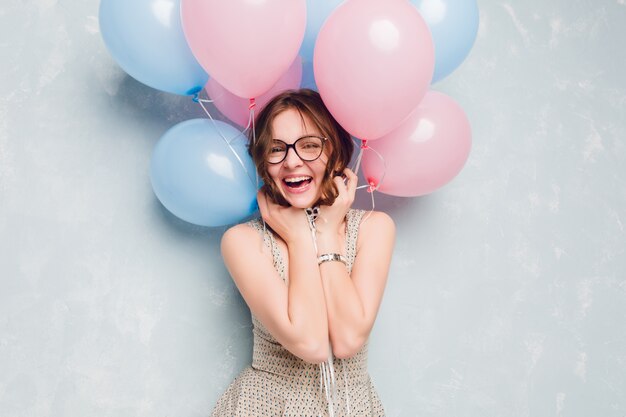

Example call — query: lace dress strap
[247,219,286,282]
[345,208,366,273]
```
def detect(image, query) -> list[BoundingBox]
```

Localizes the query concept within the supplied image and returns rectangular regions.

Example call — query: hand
[257,190,311,246]
[316,168,357,237]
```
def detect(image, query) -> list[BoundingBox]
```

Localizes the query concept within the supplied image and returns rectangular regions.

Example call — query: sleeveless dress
[210,209,386,417]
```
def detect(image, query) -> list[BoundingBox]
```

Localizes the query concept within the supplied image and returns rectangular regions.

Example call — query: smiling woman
[212,89,396,416]
[264,110,331,209]
[250,89,354,208]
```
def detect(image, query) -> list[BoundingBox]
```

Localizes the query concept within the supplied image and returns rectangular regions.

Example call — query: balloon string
[352,139,386,222]
[249,98,260,192]
[242,98,256,135]
[351,139,365,175]
[193,90,257,188]
[246,97,267,234]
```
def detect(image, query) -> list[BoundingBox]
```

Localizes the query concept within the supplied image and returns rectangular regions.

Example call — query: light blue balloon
[99,0,208,96]
[411,0,479,83]
[150,119,258,227]
[300,0,345,63]
[300,60,318,91]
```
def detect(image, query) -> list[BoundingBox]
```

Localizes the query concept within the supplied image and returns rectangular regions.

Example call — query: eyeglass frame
[266,135,328,164]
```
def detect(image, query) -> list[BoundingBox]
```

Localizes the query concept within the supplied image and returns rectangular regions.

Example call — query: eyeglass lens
[267,136,324,164]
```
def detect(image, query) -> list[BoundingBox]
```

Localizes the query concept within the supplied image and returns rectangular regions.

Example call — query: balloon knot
[366,178,377,193]
[360,139,369,150]
[192,92,200,103]
[249,98,256,110]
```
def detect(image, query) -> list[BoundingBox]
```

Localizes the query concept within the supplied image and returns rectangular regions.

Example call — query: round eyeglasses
[266,135,327,164]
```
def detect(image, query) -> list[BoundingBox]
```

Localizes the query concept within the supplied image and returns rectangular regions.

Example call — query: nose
[282,146,303,168]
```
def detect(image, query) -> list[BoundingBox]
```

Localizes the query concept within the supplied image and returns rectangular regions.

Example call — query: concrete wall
[1,0,625,416]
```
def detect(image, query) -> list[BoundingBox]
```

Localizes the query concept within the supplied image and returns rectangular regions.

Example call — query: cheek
[313,160,330,179]
[266,166,280,181]
[318,150,331,166]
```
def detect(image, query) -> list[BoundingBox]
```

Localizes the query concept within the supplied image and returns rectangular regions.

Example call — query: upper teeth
[285,176,311,183]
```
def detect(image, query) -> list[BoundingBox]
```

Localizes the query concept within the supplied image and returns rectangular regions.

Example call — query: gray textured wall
[1,1,625,416]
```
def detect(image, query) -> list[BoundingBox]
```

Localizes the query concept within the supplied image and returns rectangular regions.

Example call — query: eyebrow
[271,134,324,141]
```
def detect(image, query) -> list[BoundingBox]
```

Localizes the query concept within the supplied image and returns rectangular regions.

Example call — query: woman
[213,89,395,416]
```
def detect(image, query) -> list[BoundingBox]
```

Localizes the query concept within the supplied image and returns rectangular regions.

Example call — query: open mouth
[283,176,312,189]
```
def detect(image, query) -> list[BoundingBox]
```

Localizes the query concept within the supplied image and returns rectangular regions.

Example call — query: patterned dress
[210,209,386,417]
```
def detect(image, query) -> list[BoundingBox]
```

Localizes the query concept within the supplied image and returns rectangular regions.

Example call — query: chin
[283,193,318,209]
[287,199,315,209]
[276,182,320,209]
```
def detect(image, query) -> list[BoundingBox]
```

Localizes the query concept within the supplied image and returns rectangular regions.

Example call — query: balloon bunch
[313,0,476,197]
[99,0,478,227]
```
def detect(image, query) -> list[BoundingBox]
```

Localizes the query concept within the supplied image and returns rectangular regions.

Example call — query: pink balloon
[181,0,306,99]
[314,0,435,140]
[361,91,472,197]
[206,56,303,128]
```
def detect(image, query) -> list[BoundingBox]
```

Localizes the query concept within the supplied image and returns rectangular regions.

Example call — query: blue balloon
[411,0,479,83]
[300,60,318,91]
[300,0,345,63]
[150,119,258,227]
[99,0,208,96]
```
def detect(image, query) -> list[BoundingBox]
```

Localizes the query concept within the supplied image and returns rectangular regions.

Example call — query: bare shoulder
[356,210,395,251]
[222,221,257,242]
[358,210,395,235]
[221,222,264,257]
[220,221,281,297]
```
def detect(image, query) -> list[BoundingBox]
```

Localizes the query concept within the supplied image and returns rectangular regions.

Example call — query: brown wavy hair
[248,89,354,207]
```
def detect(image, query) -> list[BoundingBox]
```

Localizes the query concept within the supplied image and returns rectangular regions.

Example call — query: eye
[299,138,322,150]
[270,141,286,153]
[270,146,285,153]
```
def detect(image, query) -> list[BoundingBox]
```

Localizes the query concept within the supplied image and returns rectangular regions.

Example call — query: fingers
[336,168,357,199]
[332,168,357,205]
[257,189,278,219]
[333,174,346,190]
[343,168,358,196]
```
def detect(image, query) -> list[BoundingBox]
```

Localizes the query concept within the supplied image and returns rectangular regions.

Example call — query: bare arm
[316,211,395,359]
[284,233,329,362]
[221,201,329,364]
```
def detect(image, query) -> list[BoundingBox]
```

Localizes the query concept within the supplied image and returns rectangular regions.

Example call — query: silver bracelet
[317,253,347,266]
